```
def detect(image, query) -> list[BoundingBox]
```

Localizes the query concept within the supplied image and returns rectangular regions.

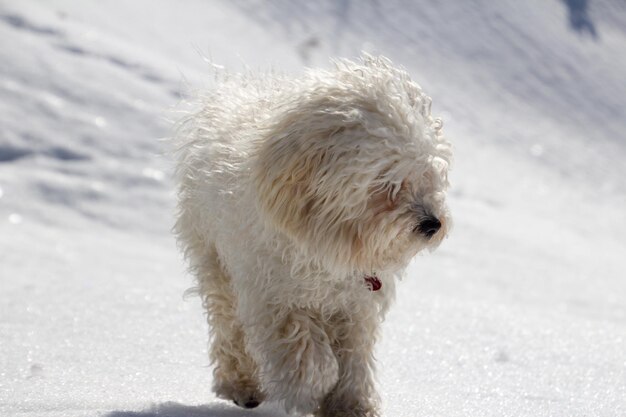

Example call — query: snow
[1,1,625,416]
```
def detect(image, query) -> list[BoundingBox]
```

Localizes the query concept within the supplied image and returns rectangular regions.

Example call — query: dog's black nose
[418,216,441,238]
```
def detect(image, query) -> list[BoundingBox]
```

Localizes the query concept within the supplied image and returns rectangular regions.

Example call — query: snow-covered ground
[1,1,625,416]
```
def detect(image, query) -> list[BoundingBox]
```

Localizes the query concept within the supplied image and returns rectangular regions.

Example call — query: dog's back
[173,75,281,257]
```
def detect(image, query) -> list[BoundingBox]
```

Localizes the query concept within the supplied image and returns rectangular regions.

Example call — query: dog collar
[364,274,382,291]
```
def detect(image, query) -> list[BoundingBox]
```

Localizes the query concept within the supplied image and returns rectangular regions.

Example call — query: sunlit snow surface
[1,1,625,416]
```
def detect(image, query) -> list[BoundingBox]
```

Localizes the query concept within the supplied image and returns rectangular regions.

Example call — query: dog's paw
[232,396,261,409]
[213,377,265,409]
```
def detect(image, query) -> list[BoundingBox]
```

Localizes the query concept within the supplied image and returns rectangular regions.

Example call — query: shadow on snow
[105,401,286,417]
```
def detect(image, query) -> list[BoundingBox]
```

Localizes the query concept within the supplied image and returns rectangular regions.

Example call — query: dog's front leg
[318,311,381,417]
[245,308,339,415]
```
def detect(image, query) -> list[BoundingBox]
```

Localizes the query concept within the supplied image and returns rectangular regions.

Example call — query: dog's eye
[367,182,399,214]
[388,183,401,204]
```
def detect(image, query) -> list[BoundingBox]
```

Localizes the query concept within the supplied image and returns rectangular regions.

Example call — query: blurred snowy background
[1,1,625,416]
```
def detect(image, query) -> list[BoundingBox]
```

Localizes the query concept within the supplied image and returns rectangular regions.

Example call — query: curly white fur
[173,54,452,416]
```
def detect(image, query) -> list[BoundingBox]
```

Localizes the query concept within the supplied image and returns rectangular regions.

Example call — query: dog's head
[253,55,452,274]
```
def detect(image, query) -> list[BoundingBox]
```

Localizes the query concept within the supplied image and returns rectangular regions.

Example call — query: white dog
[174,55,452,416]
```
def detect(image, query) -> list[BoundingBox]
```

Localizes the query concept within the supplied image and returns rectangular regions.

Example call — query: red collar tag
[364,275,382,291]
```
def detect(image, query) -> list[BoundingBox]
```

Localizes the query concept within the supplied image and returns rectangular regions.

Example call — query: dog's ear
[251,102,373,269]
[253,128,323,239]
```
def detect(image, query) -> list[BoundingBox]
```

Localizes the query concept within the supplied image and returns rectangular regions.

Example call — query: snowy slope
[1,1,625,416]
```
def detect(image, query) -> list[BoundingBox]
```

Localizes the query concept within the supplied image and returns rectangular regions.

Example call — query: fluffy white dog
[174,55,452,416]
